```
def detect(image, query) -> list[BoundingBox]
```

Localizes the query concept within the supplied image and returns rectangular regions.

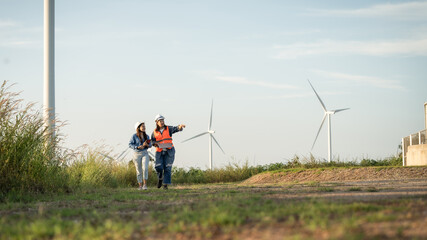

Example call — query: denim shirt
[129,133,152,152]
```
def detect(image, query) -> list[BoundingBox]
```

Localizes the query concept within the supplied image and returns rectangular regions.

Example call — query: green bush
[171,161,261,184]
[67,148,119,189]
[360,157,402,167]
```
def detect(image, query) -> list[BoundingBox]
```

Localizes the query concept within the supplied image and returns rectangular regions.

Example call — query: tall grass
[65,145,159,189]
[0,81,68,198]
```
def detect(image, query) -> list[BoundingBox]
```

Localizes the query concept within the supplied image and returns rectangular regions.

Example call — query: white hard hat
[134,122,144,130]
[154,114,165,122]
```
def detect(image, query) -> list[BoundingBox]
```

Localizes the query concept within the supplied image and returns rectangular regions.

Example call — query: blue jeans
[154,147,175,185]
[132,150,149,183]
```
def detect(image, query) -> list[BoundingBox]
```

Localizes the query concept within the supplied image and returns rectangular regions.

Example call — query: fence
[402,129,426,166]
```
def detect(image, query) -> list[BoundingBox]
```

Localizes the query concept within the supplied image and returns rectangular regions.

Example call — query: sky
[1,0,427,169]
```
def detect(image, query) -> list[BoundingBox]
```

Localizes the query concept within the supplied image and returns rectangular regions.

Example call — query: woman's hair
[155,121,165,132]
[136,124,148,143]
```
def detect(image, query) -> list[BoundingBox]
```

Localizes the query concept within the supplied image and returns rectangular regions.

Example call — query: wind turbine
[308,80,349,162]
[44,0,55,139]
[182,100,225,170]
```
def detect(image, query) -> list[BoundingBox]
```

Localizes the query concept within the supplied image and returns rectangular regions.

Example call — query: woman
[151,114,185,189]
[129,121,152,190]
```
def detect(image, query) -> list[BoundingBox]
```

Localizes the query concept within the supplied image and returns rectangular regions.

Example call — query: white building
[402,103,427,166]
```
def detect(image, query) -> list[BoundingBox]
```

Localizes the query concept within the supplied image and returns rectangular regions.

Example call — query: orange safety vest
[153,126,174,152]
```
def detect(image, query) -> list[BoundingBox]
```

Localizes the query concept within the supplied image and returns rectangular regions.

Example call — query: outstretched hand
[178,124,186,131]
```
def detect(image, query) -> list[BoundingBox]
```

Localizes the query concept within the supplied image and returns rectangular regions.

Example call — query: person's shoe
[163,184,168,190]
[142,185,148,190]
[138,186,143,190]
[157,178,163,188]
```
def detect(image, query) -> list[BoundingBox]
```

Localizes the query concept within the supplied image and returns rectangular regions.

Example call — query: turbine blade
[98,152,114,161]
[209,99,213,130]
[333,108,350,113]
[119,151,129,162]
[181,132,209,143]
[211,134,225,154]
[311,114,327,150]
[307,79,327,112]
[117,147,129,159]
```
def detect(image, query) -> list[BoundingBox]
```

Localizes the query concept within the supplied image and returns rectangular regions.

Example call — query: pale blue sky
[1,1,427,169]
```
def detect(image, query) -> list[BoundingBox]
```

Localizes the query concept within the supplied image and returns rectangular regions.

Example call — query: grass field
[1,176,426,240]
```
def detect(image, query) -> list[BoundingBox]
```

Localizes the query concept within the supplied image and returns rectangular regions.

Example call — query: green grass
[366,187,379,192]
[307,181,320,187]
[0,185,425,239]
[317,187,334,192]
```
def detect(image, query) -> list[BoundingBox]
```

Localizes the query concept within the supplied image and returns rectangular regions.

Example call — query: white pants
[133,150,149,183]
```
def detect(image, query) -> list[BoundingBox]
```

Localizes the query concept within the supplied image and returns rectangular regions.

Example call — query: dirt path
[240,178,427,202]
[242,166,427,184]
[175,177,427,240]
[241,167,427,202]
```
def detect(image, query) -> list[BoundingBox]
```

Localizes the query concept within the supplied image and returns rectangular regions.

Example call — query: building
[402,102,427,166]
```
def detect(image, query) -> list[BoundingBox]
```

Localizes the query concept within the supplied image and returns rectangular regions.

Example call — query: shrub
[360,157,402,167]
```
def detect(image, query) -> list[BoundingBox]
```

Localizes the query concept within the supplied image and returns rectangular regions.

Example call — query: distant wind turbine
[308,80,349,162]
[182,100,225,170]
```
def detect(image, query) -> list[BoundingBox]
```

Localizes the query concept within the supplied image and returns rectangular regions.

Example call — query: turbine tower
[182,100,225,170]
[308,80,349,162]
[44,0,55,139]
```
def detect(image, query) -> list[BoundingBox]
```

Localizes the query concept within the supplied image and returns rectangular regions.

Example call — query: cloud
[0,19,41,48]
[255,93,312,100]
[274,38,427,58]
[308,1,427,21]
[0,40,38,47]
[215,76,297,89]
[0,20,17,28]
[312,70,404,90]
[194,70,224,77]
[278,29,322,36]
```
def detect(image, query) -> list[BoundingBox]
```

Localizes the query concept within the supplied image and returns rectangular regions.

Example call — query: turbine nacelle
[326,108,350,115]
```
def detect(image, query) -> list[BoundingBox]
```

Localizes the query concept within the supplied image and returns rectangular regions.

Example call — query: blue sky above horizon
[1,0,427,169]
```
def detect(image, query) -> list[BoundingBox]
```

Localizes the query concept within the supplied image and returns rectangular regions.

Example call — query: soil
[228,166,427,239]
[242,166,427,184]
